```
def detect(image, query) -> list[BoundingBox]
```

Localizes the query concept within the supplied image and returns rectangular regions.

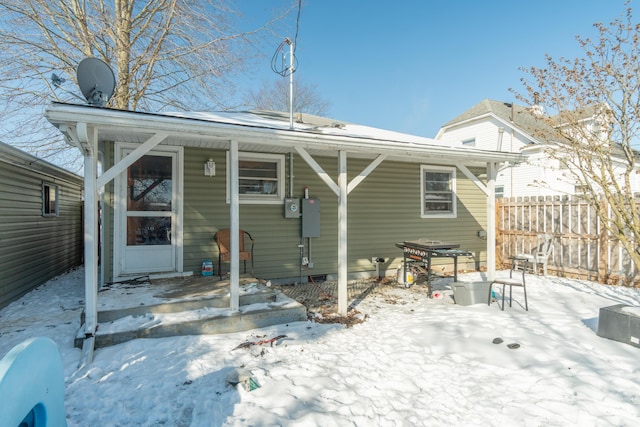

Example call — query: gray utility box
[452,281,491,306]
[597,304,640,348]
[301,198,320,237]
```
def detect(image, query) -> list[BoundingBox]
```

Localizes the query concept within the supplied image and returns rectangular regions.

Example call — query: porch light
[204,159,216,177]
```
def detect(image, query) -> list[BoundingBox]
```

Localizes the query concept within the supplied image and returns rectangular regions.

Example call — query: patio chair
[515,233,553,275]
[214,229,255,279]
[489,257,528,311]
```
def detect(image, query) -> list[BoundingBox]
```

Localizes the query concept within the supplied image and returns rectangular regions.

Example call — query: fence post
[597,198,608,284]
[496,198,503,268]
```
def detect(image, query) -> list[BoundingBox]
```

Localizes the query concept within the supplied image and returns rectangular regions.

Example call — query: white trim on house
[225,151,285,204]
[113,143,184,279]
[420,164,457,219]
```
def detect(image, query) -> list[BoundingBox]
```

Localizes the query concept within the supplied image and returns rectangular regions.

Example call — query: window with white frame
[227,152,285,203]
[495,185,505,198]
[42,182,59,216]
[421,165,456,218]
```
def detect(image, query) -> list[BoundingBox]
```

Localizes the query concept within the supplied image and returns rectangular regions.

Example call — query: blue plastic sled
[0,337,67,426]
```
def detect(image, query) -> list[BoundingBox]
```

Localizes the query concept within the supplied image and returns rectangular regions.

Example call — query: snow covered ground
[1,268,639,426]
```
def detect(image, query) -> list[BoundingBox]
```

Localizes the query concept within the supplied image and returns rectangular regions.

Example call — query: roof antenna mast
[285,38,295,129]
[270,37,298,128]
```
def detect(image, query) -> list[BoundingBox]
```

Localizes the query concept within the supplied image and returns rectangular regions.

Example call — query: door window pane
[127,216,172,245]
[127,155,172,211]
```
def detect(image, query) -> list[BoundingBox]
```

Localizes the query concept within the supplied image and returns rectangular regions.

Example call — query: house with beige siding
[0,141,83,309]
[45,102,522,339]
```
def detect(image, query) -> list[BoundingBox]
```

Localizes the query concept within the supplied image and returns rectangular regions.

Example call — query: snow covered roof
[166,109,456,147]
[45,103,523,166]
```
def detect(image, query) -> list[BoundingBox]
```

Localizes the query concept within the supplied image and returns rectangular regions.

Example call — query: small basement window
[421,165,456,218]
[42,182,59,216]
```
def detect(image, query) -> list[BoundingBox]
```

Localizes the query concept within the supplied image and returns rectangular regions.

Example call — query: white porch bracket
[295,147,340,196]
[295,149,388,316]
[456,163,488,196]
[97,132,168,189]
[347,154,386,194]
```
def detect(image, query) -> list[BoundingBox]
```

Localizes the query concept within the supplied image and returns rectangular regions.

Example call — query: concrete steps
[75,284,308,349]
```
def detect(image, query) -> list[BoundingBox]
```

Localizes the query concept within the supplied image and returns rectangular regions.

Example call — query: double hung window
[421,165,456,218]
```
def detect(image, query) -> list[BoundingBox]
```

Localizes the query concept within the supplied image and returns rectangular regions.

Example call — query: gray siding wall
[103,144,489,282]
[0,148,83,309]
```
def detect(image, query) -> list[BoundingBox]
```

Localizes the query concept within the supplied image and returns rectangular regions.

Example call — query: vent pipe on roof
[531,92,544,116]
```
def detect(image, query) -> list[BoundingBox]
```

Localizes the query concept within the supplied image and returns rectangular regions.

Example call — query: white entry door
[116,149,178,275]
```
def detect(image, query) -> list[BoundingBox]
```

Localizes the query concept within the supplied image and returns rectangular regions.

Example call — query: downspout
[288,152,294,198]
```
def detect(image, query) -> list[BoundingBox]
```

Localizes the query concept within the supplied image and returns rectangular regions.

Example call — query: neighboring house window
[42,182,59,216]
[575,184,587,196]
[227,152,285,204]
[421,165,456,218]
[461,138,476,147]
[495,185,504,198]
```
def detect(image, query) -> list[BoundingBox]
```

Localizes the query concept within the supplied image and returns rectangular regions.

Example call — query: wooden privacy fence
[496,196,639,286]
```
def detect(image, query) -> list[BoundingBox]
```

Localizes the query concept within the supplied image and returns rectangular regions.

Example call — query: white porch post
[78,123,98,367]
[486,162,498,281]
[229,140,240,311]
[84,144,99,334]
[337,151,348,316]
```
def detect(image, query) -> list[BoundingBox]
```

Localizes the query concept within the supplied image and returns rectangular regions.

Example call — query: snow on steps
[74,285,307,349]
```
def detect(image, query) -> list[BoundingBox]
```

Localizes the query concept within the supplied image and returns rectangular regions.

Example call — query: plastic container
[452,281,491,306]
[201,260,214,276]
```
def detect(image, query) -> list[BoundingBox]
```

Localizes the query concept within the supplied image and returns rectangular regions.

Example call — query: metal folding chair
[489,257,528,311]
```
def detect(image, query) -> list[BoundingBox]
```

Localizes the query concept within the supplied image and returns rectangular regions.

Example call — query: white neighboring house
[435,99,639,198]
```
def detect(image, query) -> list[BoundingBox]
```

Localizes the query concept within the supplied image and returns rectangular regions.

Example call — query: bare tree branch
[243,77,331,116]
[0,0,296,170]
[513,5,640,274]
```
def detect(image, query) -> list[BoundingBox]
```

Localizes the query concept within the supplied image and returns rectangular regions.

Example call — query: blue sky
[238,0,629,138]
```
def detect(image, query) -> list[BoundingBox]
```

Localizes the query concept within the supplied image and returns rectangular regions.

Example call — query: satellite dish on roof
[76,58,115,107]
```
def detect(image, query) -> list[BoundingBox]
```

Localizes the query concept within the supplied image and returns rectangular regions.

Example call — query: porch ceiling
[45,102,524,167]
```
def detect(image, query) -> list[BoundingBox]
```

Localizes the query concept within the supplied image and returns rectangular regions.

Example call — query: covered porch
[45,103,523,366]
